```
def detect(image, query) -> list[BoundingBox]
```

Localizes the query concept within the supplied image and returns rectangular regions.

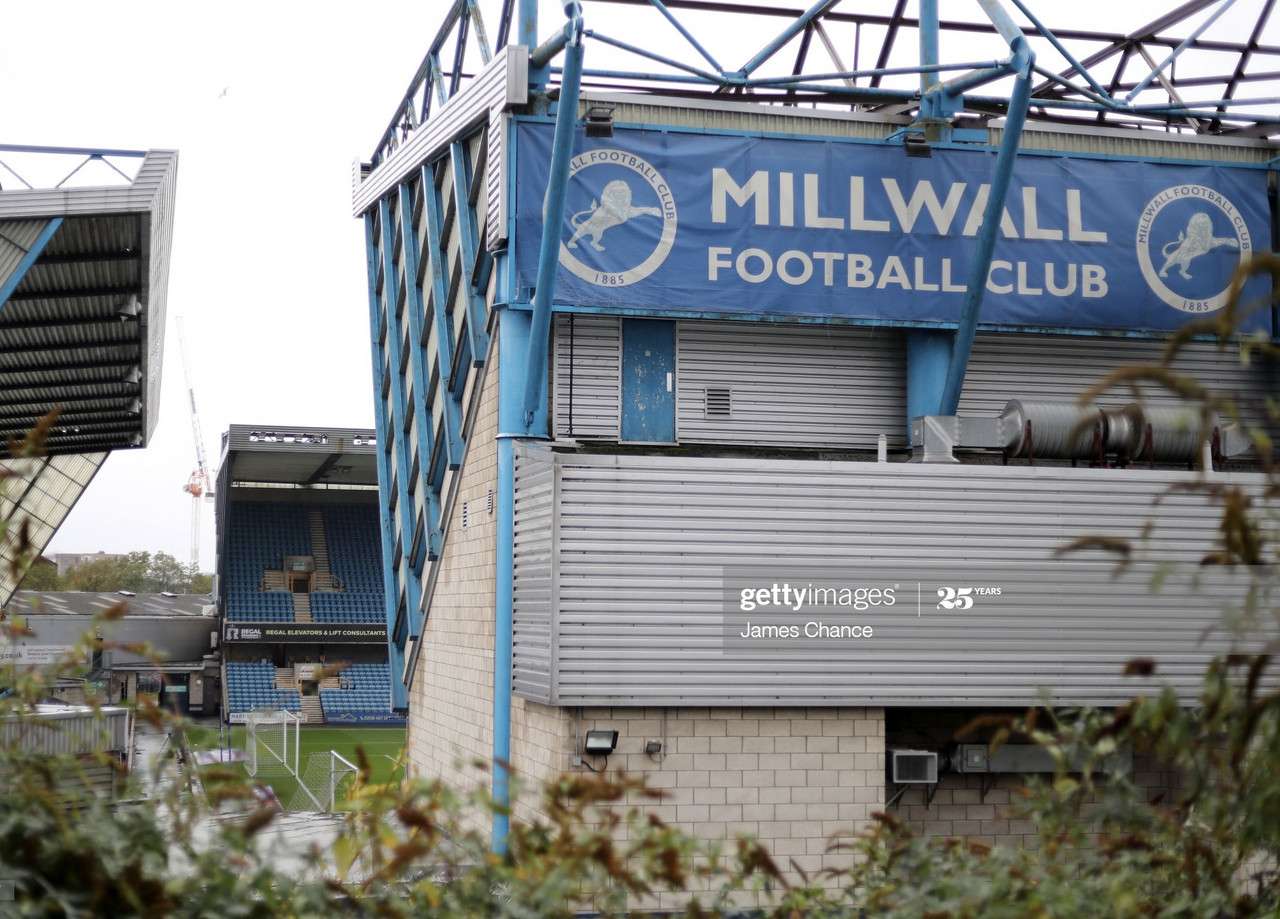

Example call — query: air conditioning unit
[890,749,938,784]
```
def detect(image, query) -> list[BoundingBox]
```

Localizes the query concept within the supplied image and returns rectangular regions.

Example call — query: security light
[583,729,618,756]
[584,105,615,138]
[902,134,932,158]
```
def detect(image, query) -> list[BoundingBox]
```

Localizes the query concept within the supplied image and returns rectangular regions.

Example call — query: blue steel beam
[647,0,725,74]
[365,213,410,714]
[940,33,1036,417]
[522,1,584,433]
[1008,0,1115,102]
[736,0,840,79]
[379,198,427,646]
[0,218,62,310]
[449,140,491,367]
[421,166,467,468]
[1126,0,1240,101]
[397,181,445,561]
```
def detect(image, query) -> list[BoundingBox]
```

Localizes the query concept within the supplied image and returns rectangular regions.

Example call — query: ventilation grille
[705,387,732,418]
[890,749,938,783]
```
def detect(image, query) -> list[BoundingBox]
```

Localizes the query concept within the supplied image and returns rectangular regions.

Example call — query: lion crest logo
[557,149,678,288]
[1136,184,1250,315]
[1157,212,1240,281]
[566,180,662,252]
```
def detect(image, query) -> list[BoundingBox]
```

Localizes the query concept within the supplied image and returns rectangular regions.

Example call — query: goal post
[290,750,358,812]
[244,709,301,778]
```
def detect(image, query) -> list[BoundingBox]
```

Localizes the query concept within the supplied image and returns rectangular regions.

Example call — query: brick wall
[509,703,885,910]
[405,349,500,806]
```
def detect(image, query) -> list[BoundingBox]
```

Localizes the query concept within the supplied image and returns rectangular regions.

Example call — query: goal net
[244,709,301,778]
[290,750,358,812]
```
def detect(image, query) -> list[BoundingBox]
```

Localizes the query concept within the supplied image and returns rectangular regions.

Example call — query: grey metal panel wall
[514,447,1268,707]
[959,332,1280,428]
[512,444,556,702]
[553,314,621,439]
[677,321,906,448]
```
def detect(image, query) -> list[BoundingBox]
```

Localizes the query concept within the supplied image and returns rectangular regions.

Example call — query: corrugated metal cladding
[552,317,907,448]
[0,451,107,608]
[960,332,1280,431]
[0,149,177,456]
[594,94,1274,164]
[1,707,130,756]
[0,220,50,290]
[595,95,900,143]
[512,446,556,701]
[552,318,1275,448]
[553,314,621,440]
[511,444,1272,708]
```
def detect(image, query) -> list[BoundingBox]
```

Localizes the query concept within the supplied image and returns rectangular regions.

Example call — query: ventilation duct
[912,399,1249,467]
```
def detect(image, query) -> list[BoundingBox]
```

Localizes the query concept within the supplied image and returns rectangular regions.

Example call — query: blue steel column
[522,1,584,432]
[365,213,410,713]
[904,0,951,435]
[939,34,1035,416]
[493,307,533,855]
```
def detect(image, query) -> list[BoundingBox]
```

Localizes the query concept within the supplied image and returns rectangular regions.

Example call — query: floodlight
[583,729,618,756]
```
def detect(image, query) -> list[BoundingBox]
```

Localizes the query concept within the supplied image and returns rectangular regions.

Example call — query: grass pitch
[185,723,406,810]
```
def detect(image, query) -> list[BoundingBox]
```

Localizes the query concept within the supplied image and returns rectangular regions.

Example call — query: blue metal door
[621,318,676,442]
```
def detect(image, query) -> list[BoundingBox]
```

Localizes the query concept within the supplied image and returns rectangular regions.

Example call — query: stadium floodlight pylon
[244,709,301,778]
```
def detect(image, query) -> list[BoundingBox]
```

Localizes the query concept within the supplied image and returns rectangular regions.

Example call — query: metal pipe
[493,307,532,854]
[920,0,939,93]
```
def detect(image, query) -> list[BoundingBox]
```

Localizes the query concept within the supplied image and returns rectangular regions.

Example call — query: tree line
[20,550,212,595]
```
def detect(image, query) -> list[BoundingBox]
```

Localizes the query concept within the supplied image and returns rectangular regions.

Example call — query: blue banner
[514,123,1272,334]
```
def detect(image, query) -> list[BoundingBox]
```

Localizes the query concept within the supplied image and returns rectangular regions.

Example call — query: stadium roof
[7,590,214,619]
[219,425,380,491]
[369,0,1280,167]
[0,146,177,457]
[0,146,178,608]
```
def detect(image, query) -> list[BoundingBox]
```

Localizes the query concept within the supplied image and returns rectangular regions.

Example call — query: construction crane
[177,316,214,571]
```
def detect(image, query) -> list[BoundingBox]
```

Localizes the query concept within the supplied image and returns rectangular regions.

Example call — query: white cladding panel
[553,314,622,439]
[677,322,906,448]
[512,445,1270,707]
[512,446,556,701]
[961,332,1280,427]
[552,318,907,448]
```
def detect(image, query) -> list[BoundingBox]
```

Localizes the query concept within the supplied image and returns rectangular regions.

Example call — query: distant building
[2,590,219,713]
[54,552,125,579]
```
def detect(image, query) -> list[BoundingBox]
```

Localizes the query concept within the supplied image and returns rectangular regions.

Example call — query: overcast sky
[1,2,452,571]
[3,1,1273,575]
